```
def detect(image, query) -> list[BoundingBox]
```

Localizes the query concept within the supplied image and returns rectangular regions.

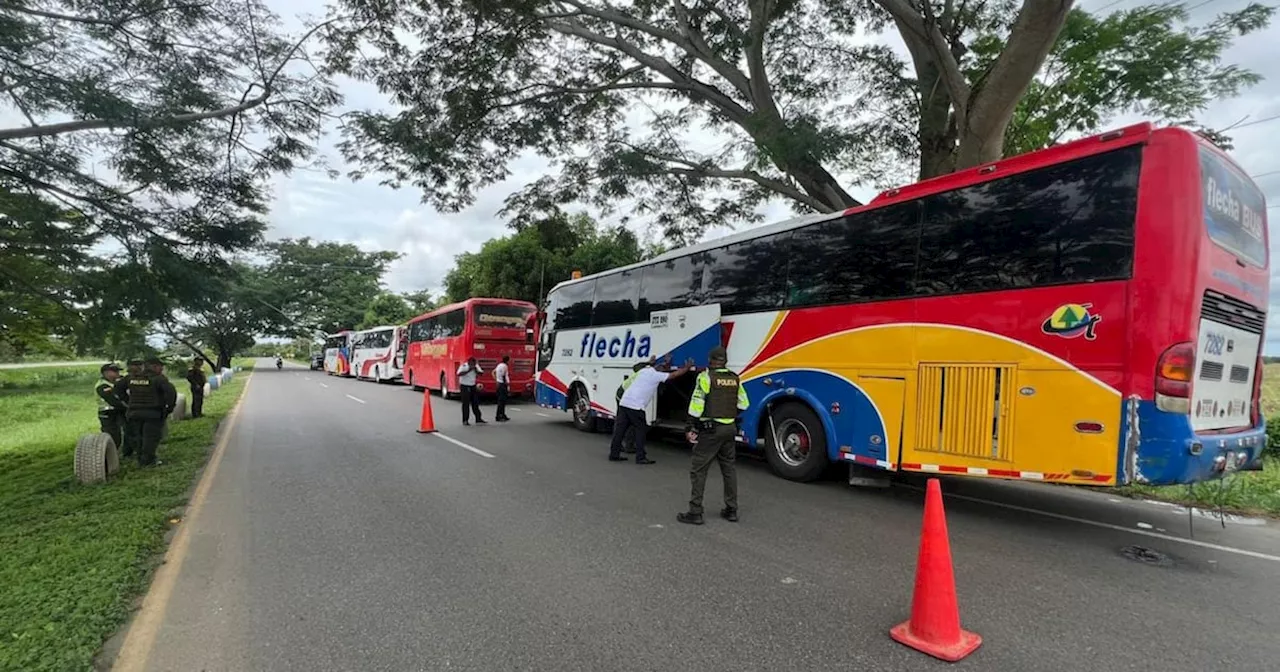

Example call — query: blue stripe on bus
[740,369,889,465]
[1118,398,1267,485]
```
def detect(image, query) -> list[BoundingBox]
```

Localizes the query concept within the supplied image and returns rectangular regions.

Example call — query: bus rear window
[1200,147,1267,267]
[475,304,534,329]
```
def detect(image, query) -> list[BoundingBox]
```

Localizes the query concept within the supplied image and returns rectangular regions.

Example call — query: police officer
[186,359,207,418]
[677,346,749,525]
[95,363,127,451]
[121,357,178,467]
[114,359,145,458]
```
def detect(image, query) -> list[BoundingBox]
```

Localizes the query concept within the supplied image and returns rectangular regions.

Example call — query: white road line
[304,376,312,381]
[345,394,366,404]
[935,489,1280,564]
[433,432,496,459]
[536,412,551,418]
[320,383,329,388]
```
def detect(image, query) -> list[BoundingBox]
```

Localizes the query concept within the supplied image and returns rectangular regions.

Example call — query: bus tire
[440,374,455,399]
[409,371,424,392]
[765,402,829,482]
[570,384,597,433]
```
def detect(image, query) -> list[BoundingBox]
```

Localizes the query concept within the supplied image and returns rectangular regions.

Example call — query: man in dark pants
[678,346,749,525]
[114,359,145,458]
[186,359,207,418]
[456,356,486,425]
[122,357,178,467]
[95,362,127,451]
[494,355,511,422]
[609,356,694,465]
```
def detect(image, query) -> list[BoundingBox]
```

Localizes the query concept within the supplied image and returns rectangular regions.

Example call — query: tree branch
[622,143,832,212]
[875,0,972,123]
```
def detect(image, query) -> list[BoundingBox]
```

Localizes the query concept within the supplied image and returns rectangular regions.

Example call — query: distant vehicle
[309,353,324,370]
[350,325,408,383]
[536,122,1268,488]
[404,298,538,397]
[323,331,353,377]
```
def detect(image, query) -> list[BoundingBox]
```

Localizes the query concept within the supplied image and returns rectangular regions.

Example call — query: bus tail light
[1251,354,1264,426]
[1155,342,1194,414]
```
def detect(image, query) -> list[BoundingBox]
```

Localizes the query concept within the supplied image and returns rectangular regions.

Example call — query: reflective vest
[688,369,748,423]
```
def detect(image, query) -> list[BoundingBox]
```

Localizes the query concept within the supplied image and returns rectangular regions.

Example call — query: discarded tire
[74,433,120,484]
[203,382,211,396]
[171,393,188,421]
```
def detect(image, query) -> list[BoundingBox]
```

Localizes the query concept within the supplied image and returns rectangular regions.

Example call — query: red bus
[404,298,539,397]
[537,122,1268,487]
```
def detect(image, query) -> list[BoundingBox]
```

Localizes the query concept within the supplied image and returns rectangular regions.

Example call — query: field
[1114,363,1280,516]
[0,362,251,672]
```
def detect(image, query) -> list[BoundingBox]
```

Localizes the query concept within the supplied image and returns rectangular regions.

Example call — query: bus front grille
[1201,290,1265,335]
[915,364,1015,462]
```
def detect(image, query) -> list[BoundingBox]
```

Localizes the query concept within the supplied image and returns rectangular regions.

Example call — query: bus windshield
[1200,146,1267,267]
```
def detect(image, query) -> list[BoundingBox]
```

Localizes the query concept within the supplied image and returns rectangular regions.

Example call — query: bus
[404,298,539,397]
[535,123,1269,488]
[323,331,353,377]
[350,325,408,383]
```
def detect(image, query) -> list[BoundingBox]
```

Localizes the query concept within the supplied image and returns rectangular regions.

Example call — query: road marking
[320,383,328,388]
[304,376,311,380]
[345,394,366,404]
[113,372,254,671]
[433,432,496,459]
[935,489,1280,564]
[509,407,523,412]
[536,412,551,418]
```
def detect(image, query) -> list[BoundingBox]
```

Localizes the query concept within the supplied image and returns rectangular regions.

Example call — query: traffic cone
[889,478,982,662]
[415,390,437,434]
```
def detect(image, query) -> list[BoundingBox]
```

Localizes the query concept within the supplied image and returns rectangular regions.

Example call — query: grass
[0,360,253,672]
[1111,363,1280,517]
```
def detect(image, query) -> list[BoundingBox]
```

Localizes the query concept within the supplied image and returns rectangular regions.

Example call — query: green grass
[0,362,252,671]
[1111,363,1280,517]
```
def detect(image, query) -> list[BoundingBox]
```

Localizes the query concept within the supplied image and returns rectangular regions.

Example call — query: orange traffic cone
[415,390,437,434]
[889,478,982,662]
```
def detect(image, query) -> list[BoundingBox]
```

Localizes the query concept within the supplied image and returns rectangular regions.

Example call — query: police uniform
[120,358,178,466]
[95,363,127,451]
[678,347,749,525]
[186,363,207,418]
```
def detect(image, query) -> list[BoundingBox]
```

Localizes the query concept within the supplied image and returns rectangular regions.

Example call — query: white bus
[350,325,408,383]
[323,331,353,377]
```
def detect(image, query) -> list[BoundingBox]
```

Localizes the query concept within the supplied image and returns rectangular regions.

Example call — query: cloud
[266,0,1280,353]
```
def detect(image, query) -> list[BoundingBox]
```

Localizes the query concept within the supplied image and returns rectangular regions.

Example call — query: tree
[325,0,1269,241]
[359,292,416,328]
[401,290,437,316]
[257,238,401,335]
[443,212,642,304]
[0,0,339,348]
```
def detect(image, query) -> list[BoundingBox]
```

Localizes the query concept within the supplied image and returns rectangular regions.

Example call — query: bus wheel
[571,386,596,433]
[409,371,424,392]
[766,403,829,482]
[439,374,454,399]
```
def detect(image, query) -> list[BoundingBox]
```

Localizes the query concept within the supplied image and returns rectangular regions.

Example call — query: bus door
[646,304,722,422]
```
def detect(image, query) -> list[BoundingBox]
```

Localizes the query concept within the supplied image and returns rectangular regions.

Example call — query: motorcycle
[275,357,283,370]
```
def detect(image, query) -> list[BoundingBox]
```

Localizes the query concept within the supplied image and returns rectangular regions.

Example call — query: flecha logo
[1041,303,1102,340]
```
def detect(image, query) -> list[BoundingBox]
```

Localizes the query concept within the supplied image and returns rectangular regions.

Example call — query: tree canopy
[444,212,643,305]
[256,237,402,336]
[0,0,339,352]
[325,0,1271,242]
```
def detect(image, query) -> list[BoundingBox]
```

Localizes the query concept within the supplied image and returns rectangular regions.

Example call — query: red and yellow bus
[536,123,1268,486]
[405,298,539,397]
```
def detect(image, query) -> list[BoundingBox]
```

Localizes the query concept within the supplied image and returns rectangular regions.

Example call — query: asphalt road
[119,359,1280,672]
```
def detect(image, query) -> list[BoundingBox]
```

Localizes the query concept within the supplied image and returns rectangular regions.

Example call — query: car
[309,353,324,371]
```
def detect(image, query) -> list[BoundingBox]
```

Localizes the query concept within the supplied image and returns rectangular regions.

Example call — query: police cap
[144,356,164,367]
[127,359,144,366]
[708,346,728,362]
[100,362,121,374]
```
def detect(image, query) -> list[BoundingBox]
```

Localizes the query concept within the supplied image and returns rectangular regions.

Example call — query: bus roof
[407,297,537,324]
[354,324,402,333]
[548,121,1168,295]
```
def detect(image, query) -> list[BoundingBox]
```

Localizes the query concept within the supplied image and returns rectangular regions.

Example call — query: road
[114,359,1280,672]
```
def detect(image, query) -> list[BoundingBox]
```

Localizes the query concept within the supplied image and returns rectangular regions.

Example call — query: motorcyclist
[275,354,283,370]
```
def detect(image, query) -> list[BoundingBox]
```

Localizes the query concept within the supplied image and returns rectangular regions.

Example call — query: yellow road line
[112,372,254,672]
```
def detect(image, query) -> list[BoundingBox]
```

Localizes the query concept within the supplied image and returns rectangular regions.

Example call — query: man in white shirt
[609,356,694,464]
[456,357,485,425]
[493,355,511,422]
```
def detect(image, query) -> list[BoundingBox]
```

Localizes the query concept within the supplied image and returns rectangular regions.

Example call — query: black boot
[677,511,704,525]
[720,508,738,523]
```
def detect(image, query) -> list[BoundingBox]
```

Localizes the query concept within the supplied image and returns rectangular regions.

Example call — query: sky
[264,0,1280,349]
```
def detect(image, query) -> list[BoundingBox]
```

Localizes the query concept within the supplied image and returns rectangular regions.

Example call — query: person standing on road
[609,356,694,465]
[95,362,127,451]
[186,359,207,418]
[494,355,511,422]
[121,357,178,467]
[457,357,486,425]
[678,346,749,525]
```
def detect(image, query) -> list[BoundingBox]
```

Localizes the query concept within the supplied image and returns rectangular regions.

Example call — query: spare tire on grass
[74,433,120,484]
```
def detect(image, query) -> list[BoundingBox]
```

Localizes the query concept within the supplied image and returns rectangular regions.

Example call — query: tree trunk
[216,348,233,371]
[916,60,958,180]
